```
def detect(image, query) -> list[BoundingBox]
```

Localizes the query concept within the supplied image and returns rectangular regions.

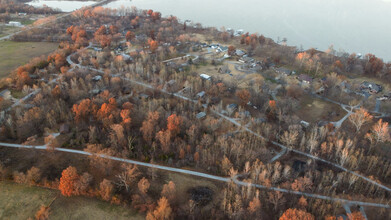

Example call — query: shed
[8,21,22,27]
[60,124,70,134]
[300,120,310,128]
[298,74,313,84]
[139,93,150,99]
[235,50,246,56]
[196,112,207,119]
[197,91,206,98]
[227,103,238,111]
[92,75,102,81]
[200,74,211,80]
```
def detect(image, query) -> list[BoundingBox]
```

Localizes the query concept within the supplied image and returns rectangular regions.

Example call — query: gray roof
[197,91,206,98]
[275,67,291,75]
[227,103,238,109]
[361,81,382,92]
[196,112,207,119]
[298,74,313,82]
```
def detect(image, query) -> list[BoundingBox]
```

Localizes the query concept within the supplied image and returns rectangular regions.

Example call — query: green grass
[10,89,25,99]
[0,41,58,79]
[0,182,56,219]
[0,182,144,220]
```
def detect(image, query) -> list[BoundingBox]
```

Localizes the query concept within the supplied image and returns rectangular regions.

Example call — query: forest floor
[0,181,144,220]
[0,41,58,79]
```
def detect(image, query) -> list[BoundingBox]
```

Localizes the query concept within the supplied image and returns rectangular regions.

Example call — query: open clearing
[296,94,346,123]
[0,41,58,79]
[0,182,143,220]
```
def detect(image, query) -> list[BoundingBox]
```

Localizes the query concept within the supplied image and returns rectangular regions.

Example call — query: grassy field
[0,41,58,79]
[0,182,143,220]
[296,94,346,123]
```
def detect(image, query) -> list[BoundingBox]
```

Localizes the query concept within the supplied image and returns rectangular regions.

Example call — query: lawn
[0,41,58,79]
[0,182,143,220]
[295,94,346,123]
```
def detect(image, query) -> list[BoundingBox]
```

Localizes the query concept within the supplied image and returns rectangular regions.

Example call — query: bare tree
[116,164,139,192]
[348,108,373,133]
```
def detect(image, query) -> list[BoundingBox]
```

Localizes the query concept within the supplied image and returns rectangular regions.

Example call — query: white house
[200,73,211,80]
[7,21,22,27]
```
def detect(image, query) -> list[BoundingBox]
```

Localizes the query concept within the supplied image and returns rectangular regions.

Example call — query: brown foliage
[126,31,135,41]
[228,46,236,56]
[99,179,114,201]
[156,130,171,153]
[72,99,97,123]
[347,211,366,220]
[35,205,50,220]
[247,196,261,214]
[146,197,172,220]
[279,208,315,220]
[138,177,150,195]
[236,89,250,106]
[140,111,160,143]
[59,166,79,197]
[167,114,183,136]
[348,108,373,133]
[161,181,176,203]
[148,39,158,52]
[366,119,390,144]
[364,54,384,75]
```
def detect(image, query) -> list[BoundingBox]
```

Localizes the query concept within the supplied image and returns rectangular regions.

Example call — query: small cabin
[200,74,211,80]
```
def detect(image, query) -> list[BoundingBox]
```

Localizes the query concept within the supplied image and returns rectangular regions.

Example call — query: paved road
[0,142,389,209]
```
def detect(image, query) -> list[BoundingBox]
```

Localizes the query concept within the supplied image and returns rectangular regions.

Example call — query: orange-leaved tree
[59,166,79,197]
[279,208,315,220]
[167,114,183,136]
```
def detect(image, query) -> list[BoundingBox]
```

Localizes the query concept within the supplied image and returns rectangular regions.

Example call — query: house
[196,91,206,98]
[217,46,228,53]
[298,74,313,84]
[210,44,220,49]
[235,50,246,57]
[300,120,310,128]
[226,103,238,116]
[360,81,382,94]
[239,111,251,118]
[121,54,133,62]
[7,21,22,27]
[89,89,101,95]
[234,29,244,37]
[377,93,390,101]
[200,74,212,80]
[18,13,27,16]
[139,93,150,99]
[239,56,255,64]
[315,86,325,94]
[92,75,102,81]
[254,118,266,124]
[275,67,292,75]
[196,112,207,119]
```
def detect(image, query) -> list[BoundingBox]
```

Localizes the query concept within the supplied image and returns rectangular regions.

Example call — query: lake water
[104,0,391,61]
[27,0,96,12]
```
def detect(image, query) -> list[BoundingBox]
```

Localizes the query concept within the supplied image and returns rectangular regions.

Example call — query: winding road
[0,142,389,209]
